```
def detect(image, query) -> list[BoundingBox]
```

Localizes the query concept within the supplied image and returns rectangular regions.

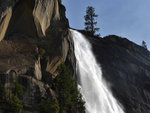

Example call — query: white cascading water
[71,29,124,113]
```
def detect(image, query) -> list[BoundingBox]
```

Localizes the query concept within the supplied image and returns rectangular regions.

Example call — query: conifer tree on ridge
[84,6,100,36]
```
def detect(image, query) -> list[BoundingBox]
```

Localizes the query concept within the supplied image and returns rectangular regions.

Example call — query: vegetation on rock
[39,98,60,113]
[0,79,24,113]
[38,63,85,113]
[39,48,46,58]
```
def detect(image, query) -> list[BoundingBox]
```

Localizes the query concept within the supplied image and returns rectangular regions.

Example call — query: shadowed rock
[81,33,150,113]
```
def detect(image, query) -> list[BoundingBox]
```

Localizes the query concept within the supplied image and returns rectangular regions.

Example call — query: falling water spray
[71,29,124,113]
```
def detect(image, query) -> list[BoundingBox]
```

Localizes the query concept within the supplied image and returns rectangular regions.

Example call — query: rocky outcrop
[0,40,39,77]
[0,0,75,112]
[33,0,60,37]
[0,8,12,41]
[84,34,150,113]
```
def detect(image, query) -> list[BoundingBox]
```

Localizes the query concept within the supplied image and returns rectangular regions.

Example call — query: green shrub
[13,79,24,99]
[39,48,46,58]
[39,98,60,113]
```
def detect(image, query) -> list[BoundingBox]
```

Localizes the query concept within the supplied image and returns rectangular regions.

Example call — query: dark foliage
[58,0,62,4]
[55,63,85,113]
[84,6,100,36]
[142,41,147,49]
[39,98,60,113]
[0,79,24,113]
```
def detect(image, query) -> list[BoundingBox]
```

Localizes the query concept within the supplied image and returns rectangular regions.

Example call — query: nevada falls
[71,29,124,113]
[0,0,150,113]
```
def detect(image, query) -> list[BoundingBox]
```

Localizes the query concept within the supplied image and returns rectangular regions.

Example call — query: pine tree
[55,63,85,113]
[84,6,100,36]
[142,41,147,49]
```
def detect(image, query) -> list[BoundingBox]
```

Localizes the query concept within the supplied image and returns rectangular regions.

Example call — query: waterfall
[71,29,124,113]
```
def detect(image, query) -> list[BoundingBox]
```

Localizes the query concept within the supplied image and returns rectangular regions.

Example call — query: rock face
[85,34,150,113]
[33,0,60,37]
[0,0,75,112]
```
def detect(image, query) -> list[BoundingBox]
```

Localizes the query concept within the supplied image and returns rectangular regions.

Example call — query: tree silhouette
[142,41,147,49]
[84,6,100,36]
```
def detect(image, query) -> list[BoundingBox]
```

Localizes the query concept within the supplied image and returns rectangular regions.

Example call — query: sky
[62,0,150,50]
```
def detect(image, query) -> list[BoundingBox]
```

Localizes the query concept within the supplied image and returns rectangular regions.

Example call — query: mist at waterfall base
[71,29,124,113]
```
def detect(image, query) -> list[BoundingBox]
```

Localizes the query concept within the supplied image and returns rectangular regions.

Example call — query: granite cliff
[0,0,75,112]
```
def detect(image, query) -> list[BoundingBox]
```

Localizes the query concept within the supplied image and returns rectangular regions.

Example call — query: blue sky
[62,0,150,50]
